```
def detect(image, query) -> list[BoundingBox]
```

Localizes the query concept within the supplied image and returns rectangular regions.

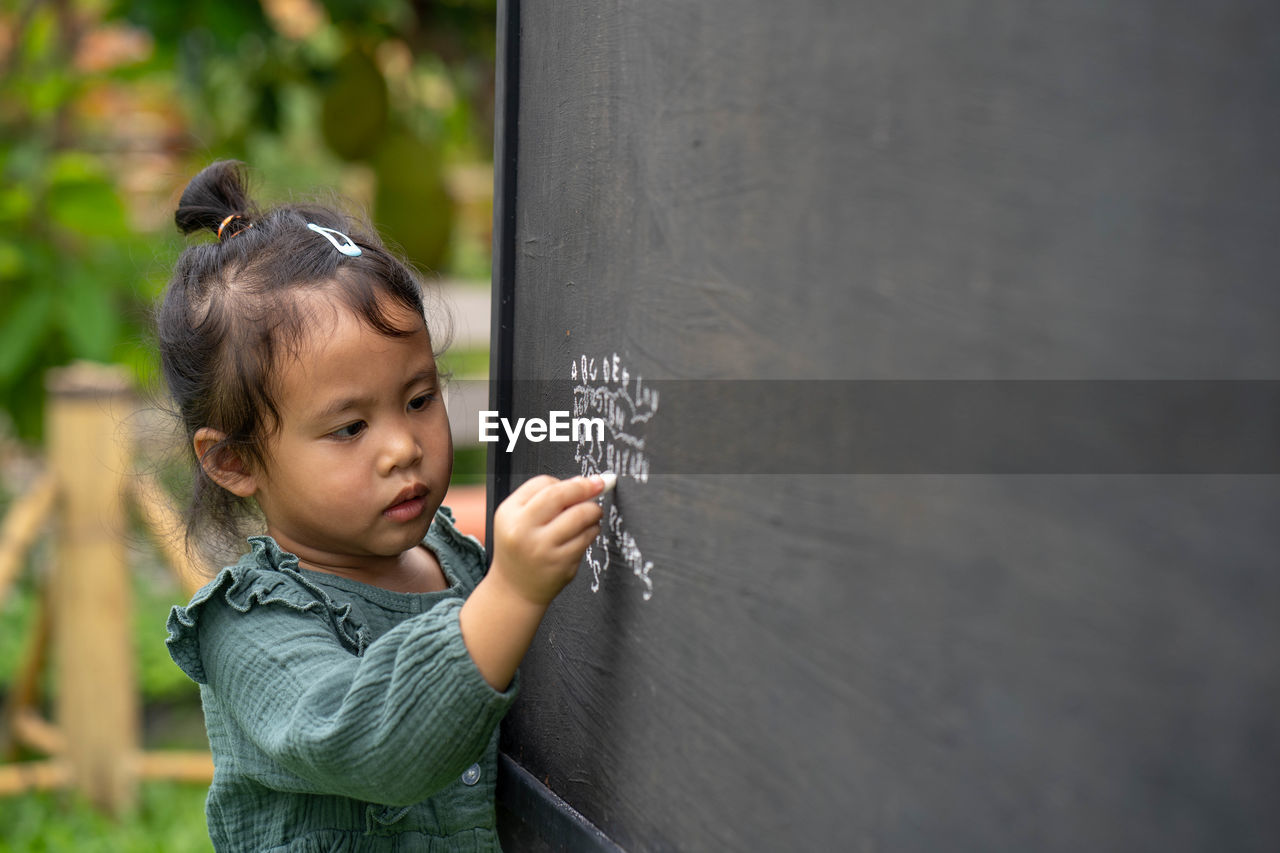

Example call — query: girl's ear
[193,427,259,498]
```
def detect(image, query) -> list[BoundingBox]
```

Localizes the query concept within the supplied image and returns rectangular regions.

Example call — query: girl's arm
[197,591,513,805]
[459,475,605,690]
[191,475,601,804]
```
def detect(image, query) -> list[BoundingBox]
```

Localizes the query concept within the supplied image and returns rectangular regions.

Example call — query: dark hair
[157,160,447,564]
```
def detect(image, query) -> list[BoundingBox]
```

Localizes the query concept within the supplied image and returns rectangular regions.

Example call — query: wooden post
[45,363,138,814]
[3,585,55,761]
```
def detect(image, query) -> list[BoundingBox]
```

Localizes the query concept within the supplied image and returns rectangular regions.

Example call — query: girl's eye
[332,420,367,439]
[408,393,434,412]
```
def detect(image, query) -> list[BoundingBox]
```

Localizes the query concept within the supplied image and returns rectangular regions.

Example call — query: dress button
[461,763,482,786]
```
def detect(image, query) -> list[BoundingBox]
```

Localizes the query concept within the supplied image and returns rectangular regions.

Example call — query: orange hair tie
[217,214,251,241]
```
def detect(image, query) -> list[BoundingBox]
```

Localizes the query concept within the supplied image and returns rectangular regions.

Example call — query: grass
[0,782,212,852]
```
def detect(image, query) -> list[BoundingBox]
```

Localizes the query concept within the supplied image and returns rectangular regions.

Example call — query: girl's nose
[380,422,423,473]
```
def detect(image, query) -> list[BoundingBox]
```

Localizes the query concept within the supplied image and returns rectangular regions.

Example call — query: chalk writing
[573,352,657,601]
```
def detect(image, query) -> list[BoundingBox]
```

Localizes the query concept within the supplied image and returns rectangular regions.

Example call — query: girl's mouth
[383,487,427,522]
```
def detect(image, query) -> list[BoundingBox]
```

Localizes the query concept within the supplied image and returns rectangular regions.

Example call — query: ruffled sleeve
[165,535,516,805]
[166,537,371,684]
[429,505,490,592]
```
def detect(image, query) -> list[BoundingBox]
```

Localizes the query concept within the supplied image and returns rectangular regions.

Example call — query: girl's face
[250,293,453,575]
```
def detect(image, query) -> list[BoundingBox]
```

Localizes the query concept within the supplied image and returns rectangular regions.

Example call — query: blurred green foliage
[0,0,497,443]
[0,781,212,852]
[0,49,160,440]
[0,531,206,709]
[0,2,496,832]
[438,344,489,379]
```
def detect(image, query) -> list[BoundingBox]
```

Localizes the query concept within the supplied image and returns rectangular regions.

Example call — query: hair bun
[175,160,256,238]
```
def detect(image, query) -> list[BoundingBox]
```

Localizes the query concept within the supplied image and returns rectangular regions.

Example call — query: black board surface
[487,1,1280,849]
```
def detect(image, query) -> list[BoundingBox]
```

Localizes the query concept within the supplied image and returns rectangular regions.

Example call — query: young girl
[162,161,604,851]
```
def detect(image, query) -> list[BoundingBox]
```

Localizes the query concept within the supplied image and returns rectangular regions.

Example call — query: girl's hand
[460,475,605,689]
[489,475,605,607]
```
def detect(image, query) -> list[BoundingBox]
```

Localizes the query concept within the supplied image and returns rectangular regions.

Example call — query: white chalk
[599,471,618,494]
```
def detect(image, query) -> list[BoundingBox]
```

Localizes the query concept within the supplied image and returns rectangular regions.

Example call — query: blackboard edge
[496,751,625,852]
[486,0,520,555]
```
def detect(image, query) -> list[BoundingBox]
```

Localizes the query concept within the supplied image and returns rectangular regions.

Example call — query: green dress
[167,507,517,851]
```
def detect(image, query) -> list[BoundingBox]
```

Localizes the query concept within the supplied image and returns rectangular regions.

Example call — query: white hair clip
[307,223,362,257]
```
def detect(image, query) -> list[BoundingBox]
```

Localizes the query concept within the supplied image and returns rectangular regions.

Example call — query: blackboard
[486,1,1280,849]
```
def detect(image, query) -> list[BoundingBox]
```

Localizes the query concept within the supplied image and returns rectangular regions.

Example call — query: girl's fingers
[524,475,603,522]
[503,474,560,507]
[544,499,604,545]
[558,523,602,562]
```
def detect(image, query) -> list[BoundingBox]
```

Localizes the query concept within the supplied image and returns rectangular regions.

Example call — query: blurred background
[1,0,497,846]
